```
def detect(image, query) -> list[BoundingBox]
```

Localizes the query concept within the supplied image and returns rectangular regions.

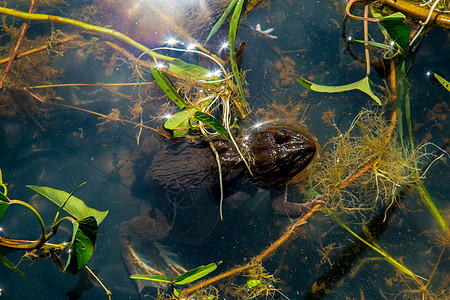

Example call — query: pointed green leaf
[151,66,186,109]
[0,191,10,224]
[27,185,108,224]
[130,274,172,283]
[229,0,246,106]
[205,0,239,43]
[168,59,221,83]
[0,251,25,275]
[174,262,217,285]
[173,288,181,298]
[64,216,97,274]
[296,76,381,105]
[194,111,231,141]
[164,107,198,137]
[433,73,450,92]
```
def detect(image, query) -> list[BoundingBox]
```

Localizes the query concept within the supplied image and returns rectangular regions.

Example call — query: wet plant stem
[346,0,379,23]
[364,3,370,76]
[0,200,46,250]
[0,7,170,64]
[382,0,450,29]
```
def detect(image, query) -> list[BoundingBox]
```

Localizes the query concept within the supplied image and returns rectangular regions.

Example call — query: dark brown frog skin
[146,124,320,219]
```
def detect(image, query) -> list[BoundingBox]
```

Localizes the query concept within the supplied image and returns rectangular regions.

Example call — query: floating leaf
[296,76,381,105]
[247,279,262,289]
[151,66,186,109]
[205,0,239,43]
[27,185,108,224]
[433,73,450,92]
[130,274,172,283]
[0,251,25,275]
[174,262,217,285]
[194,111,231,141]
[164,107,198,137]
[65,216,97,274]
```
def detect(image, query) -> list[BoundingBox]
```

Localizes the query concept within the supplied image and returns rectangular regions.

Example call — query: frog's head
[244,124,319,186]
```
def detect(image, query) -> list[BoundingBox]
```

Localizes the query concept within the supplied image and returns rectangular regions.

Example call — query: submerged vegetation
[0,0,448,299]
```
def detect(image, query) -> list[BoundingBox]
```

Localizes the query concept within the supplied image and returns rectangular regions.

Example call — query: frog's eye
[274,130,290,144]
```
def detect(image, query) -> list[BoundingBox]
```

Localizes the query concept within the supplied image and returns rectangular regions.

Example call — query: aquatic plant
[0,0,447,299]
[0,169,110,297]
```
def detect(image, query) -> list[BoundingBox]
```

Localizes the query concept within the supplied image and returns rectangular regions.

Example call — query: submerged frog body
[120,124,321,293]
[146,124,319,220]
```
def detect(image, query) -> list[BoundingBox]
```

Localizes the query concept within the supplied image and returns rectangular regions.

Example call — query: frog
[120,124,322,293]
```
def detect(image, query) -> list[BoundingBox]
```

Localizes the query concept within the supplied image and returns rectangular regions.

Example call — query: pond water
[0,0,448,299]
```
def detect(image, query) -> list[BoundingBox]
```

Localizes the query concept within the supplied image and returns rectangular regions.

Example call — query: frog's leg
[120,210,188,294]
[270,185,325,217]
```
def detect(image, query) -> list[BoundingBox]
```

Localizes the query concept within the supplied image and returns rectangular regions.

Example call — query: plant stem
[0,200,46,249]
[382,0,450,29]
[0,7,170,63]
[0,35,82,65]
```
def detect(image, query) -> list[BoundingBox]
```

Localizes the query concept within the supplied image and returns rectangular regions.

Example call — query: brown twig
[346,0,379,23]
[0,0,36,89]
[0,35,82,65]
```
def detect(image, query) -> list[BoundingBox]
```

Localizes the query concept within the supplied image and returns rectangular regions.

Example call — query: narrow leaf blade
[229,0,246,106]
[130,274,172,283]
[194,111,231,141]
[433,73,450,92]
[174,262,217,285]
[205,0,239,43]
[151,66,186,109]
[0,251,25,275]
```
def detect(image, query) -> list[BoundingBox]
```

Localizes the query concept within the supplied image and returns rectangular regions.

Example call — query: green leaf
[130,274,172,283]
[174,262,217,285]
[56,182,86,219]
[304,188,320,201]
[229,0,246,106]
[433,73,450,92]
[27,185,108,224]
[164,107,198,137]
[168,59,221,84]
[205,0,239,43]
[296,76,381,105]
[173,288,181,298]
[194,111,231,141]
[0,251,25,275]
[64,216,97,274]
[247,279,262,289]
[417,183,448,232]
[0,191,10,224]
[379,13,409,62]
[151,65,186,109]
